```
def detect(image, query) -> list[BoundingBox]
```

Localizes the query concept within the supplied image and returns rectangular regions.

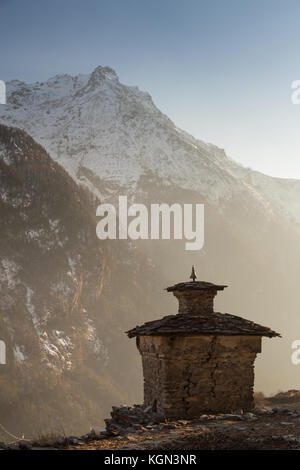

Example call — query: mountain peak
[1,67,300,223]
[88,66,119,85]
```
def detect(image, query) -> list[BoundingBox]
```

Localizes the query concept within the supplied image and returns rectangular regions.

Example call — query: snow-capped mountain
[1,66,300,222]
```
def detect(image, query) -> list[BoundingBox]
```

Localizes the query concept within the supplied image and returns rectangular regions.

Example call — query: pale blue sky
[1,0,300,178]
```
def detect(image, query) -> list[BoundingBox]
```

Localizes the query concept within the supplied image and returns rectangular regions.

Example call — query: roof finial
[190,265,197,282]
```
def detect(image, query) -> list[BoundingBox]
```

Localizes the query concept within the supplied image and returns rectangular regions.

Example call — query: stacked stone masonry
[173,290,217,315]
[137,334,261,418]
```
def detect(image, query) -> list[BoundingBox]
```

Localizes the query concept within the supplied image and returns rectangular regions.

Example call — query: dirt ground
[67,400,300,450]
[4,392,300,451]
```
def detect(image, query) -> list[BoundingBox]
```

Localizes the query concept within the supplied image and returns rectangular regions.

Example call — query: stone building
[127,269,280,419]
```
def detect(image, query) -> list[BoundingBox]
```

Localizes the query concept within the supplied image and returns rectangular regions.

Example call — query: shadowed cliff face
[0,124,168,440]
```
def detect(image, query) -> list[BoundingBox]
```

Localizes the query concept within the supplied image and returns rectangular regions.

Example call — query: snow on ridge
[0,65,300,221]
[0,259,20,289]
[26,287,40,334]
[14,345,26,363]
[86,318,109,364]
[25,286,75,370]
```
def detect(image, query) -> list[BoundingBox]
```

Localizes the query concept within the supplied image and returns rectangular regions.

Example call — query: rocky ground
[2,391,300,450]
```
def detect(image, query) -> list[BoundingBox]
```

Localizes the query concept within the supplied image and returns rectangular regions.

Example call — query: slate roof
[126,312,280,338]
[165,281,227,292]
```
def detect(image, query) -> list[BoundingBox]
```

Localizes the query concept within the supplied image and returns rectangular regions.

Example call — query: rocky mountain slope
[0,124,167,441]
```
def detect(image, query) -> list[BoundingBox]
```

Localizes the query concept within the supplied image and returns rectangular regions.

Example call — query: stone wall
[172,290,217,314]
[137,335,261,418]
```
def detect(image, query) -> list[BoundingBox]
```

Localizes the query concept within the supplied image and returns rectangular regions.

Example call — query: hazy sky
[1,0,300,179]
